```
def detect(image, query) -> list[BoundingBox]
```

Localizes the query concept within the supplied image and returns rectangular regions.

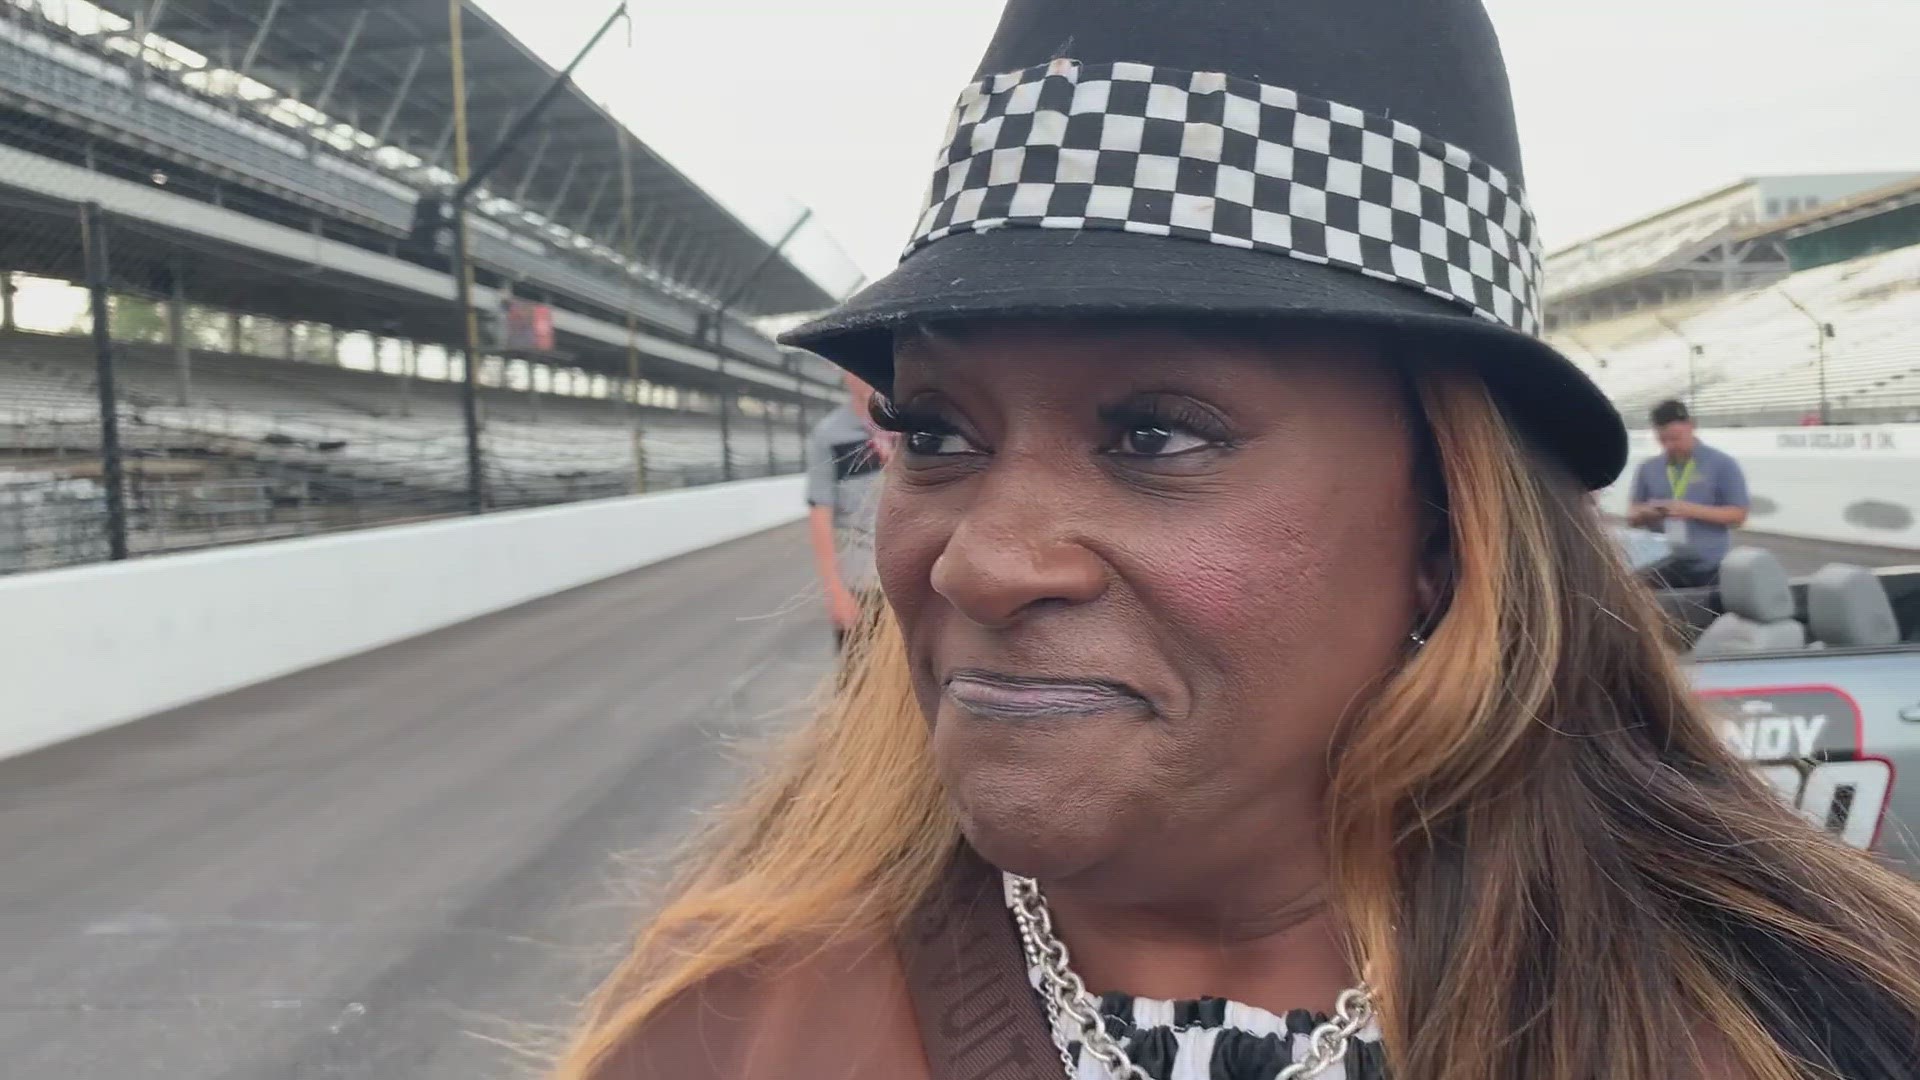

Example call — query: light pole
[1652,313,1704,410]
[439,0,630,512]
[1564,330,1608,373]
[1777,288,1834,426]
[699,207,813,481]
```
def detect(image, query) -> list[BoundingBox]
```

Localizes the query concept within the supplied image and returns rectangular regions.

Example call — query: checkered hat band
[906,58,1545,336]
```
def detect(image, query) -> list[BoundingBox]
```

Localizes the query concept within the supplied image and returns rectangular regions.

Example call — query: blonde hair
[555,363,1920,1080]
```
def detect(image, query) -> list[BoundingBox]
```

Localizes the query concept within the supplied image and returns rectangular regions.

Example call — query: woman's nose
[928,484,1108,627]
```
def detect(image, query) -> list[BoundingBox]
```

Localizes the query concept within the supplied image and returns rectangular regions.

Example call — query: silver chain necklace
[1004,874,1376,1080]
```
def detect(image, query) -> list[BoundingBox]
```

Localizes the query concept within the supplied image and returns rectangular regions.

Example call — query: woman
[557,1,1920,1077]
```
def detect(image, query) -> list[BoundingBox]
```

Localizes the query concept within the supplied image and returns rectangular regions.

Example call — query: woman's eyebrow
[894,340,975,370]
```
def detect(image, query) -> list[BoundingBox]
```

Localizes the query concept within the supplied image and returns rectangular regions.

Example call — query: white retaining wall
[1597,423,1920,550]
[0,476,806,762]
[4,426,1913,764]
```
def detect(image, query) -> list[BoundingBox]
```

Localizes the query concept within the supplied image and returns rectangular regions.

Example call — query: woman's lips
[943,670,1153,720]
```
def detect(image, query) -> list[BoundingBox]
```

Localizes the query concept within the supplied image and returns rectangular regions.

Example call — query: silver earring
[1408,630,1428,649]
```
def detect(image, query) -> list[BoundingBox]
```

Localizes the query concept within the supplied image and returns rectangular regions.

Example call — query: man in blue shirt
[805,372,888,651]
[1626,400,1751,589]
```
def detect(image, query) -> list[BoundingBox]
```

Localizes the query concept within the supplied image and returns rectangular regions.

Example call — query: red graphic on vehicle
[1699,684,1892,851]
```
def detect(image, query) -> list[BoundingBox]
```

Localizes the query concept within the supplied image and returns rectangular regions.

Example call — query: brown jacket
[584,855,1778,1080]
[589,851,1058,1080]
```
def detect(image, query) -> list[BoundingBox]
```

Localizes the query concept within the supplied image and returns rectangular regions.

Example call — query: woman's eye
[1099,399,1230,460]
[1119,424,1209,457]
[903,430,973,456]
[869,396,977,457]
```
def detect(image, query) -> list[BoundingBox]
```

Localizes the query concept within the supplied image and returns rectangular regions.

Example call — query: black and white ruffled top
[1024,964,1389,1080]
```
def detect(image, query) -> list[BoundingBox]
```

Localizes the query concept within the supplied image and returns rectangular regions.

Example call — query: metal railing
[0,318,814,576]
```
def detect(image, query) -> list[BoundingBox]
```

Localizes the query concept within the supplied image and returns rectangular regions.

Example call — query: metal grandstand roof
[90,0,837,318]
[1780,174,1920,240]
[1545,173,1920,302]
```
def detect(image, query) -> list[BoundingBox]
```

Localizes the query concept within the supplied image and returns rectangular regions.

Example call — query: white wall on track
[1596,423,1920,551]
[0,476,806,762]
[5,425,1912,764]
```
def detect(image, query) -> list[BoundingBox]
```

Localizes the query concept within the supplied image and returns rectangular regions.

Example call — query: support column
[1,271,16,332]
[327,325,340,366]
[717,385,735,482]
[527,361,541,422]
[167,269,191,405]
[763,401,777,475]
[400,339,416,417]
[226,310,242,354]
[795,386,811,466]
[81,202,129,562]
[282,321,296,360]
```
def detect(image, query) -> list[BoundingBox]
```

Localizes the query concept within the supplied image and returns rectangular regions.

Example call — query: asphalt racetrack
[0,523,1910,1079]
[0,524,829,1080]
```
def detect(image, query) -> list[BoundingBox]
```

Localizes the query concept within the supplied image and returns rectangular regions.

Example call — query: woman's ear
[1414,515,1452,636]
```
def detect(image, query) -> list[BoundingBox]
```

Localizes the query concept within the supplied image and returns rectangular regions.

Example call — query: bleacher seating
[1550,242,1920,426]
[0,330,805,510]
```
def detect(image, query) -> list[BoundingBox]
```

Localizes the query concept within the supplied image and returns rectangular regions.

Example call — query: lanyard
[1667,457,1697,501]
[901,850,1058,1080]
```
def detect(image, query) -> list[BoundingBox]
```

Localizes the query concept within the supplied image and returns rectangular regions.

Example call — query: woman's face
[877,324,1430,894]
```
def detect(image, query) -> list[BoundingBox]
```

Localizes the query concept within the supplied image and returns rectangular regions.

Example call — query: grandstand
[0,1,859,342]
[1546,173,1917,329]
[1546,174,1920,428]
[1783,174,1920,272]
[0,325,804,572]
[0,0,854,574]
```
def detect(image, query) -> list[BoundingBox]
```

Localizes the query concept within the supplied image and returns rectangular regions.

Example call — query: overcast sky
[483,0,1920,286]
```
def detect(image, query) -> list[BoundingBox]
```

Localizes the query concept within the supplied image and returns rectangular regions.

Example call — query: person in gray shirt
[1626,399,1750,589]
[805,372,888,648]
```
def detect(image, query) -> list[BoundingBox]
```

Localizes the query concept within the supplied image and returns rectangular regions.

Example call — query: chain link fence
[0,235,815,576]
[0,198,818,577]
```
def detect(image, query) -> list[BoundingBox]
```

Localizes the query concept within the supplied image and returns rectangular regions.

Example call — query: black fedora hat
[782,0,1627,490]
